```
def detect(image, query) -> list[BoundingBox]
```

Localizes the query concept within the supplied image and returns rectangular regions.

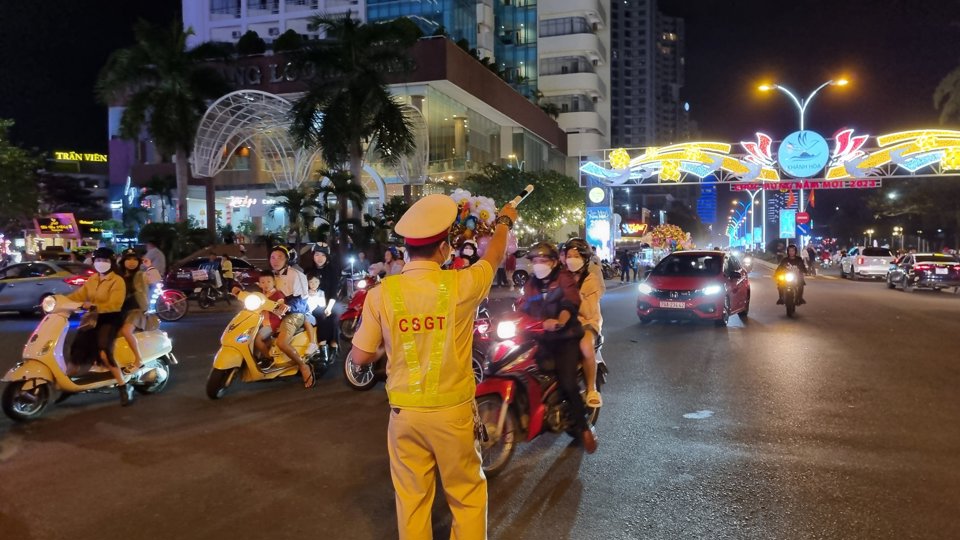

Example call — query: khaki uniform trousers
[387,399,488,540]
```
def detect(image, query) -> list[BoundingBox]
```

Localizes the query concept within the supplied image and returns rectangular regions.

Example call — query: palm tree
[269,185,321,251]
[317,170,367,247]
[142,174,176,222]
[934,66,960,125]
[96,20,230,234]
[288,14,419,245]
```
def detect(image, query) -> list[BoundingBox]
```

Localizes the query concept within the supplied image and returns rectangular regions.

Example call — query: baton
[509,184,535,207]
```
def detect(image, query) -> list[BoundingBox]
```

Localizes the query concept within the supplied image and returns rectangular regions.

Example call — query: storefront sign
[731,179,882,191]
[54,150,107,163]
[77,219,104,236]
[779,209,796,239]
[35,213,80,238]
[620,221,648,237]
[228,196,278,208]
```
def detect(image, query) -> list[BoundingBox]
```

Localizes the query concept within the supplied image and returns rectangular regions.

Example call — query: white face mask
[532,263,554,279]
[566,257,585,272]
[462,249,474,257]
[94,261,112,274]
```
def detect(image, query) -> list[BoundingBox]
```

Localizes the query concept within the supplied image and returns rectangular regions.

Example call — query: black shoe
[798,298,807,305]
[119,384,135,407]
[776,298,784,305]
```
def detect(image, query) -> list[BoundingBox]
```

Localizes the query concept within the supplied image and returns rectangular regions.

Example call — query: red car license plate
[661,301,685,309]
[936,268,948,275]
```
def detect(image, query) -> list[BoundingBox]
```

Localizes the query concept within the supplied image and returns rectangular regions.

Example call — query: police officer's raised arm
[480,203,519,270]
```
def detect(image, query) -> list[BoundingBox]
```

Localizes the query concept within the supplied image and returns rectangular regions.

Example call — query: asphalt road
[1,268,959,540]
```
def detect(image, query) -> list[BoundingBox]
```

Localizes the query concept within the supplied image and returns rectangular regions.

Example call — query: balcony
[539,34,606,65]
[558,111,607,136]
[247,0,280,16]
[284,0,319,13]
[210,1,241,19]
[539,0,606,27]
[539,72,607,99]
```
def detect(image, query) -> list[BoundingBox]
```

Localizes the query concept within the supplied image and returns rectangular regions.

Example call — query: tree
[868,180,960,250]
[0,119,40,236]
[269,184,321,251]
[934,65,960,125]
[37,172,108,218]
[379,195,409,228]
[142,174,176,222]
[316,170,367,248]
[289,14,419,246]
[237,30,266,55]
[96,20,231,235]
[462,164,583,240]
[273,29,304,53]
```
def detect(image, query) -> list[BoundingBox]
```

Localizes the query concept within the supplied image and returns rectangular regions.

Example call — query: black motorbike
[776,265,802,317]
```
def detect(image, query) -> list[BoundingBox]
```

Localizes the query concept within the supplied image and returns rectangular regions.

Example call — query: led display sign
[619,222,649,237]
[54,151,108,163]
[35,213,79,238]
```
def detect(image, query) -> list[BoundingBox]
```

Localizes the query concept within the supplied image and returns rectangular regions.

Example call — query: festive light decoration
[942,148,960,170]
[609,148,631,169]
[650,224,693,251]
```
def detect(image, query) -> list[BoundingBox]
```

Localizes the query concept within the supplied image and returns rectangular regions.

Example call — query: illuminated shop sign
[35,213,79,237]
[77,219,104,236]
[619,222,649,237]
[228,196,278,208]
[54,150,108,163]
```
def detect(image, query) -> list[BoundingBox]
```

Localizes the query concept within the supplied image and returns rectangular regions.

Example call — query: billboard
[779,209,796,239]
[35,213,80,238]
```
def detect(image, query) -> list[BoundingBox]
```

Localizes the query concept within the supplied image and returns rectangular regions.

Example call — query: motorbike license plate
[661,301,685,309]
[936,267,948,275]
[193,287,202,293]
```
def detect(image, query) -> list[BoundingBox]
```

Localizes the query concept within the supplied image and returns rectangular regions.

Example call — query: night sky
[1,1,958,155]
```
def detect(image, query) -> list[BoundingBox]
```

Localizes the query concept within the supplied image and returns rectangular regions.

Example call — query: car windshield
[652,254,723,276]
[917,255,959,263]
[58,262,94,275]
[863,248,892,257]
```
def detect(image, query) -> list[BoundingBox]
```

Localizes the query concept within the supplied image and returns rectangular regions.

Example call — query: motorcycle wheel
[343,349,378,391]
[472,351,485,384]
[134,356,172,394]
[513,270,529,288]
[339,318,357,341]
[477,395,517,479]
[198,290,214,309]
[156,290,188,322]
[2,380,52,422]
[206,367,239,400]
[785,293,796,317]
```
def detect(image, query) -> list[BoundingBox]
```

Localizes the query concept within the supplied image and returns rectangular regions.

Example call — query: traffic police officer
[351,194,518,540]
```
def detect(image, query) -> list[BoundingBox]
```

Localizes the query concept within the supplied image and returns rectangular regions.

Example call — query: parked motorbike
[205,291,331,399]
[338,274,378,351]
[154,284,188,322]
[601,260,619,280]
[193,281,232,309]
[1,296,175,421]
[475,314,607,478]
[776,265,802,317]
[343,299,492,391]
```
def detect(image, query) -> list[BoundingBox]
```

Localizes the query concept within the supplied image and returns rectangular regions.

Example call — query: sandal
[586,390,603,408]
[301,366,316,389]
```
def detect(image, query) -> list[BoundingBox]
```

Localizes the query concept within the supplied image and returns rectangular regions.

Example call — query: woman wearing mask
[452,239,480,269]
[383,246,405,276]
[118,248,149,372]
[66,247,132,405]
[518,242,598,454]
[563,239,604,408]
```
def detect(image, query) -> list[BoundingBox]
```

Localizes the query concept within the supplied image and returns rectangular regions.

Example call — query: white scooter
[205,291,332,399]
[2,295,176,422]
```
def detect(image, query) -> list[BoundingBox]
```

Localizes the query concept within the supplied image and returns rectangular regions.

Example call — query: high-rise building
[366,0,478,50]
[183,0,366,46]
[609,0,689,148]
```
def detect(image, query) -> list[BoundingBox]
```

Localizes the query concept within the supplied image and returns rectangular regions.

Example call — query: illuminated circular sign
[588,187,606,203]
[777,130,830,178]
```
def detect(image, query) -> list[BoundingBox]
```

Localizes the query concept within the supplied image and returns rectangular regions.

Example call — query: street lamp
[507,153,525,171]
[865,228,875,247]
[893,226,904,252]
[759,78,849,248]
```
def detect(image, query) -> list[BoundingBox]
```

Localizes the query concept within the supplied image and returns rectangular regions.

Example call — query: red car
[636,250,750,326]
[164,256,261,293]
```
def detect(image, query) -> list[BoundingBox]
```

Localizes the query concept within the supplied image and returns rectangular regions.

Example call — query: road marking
[683,410,714,420]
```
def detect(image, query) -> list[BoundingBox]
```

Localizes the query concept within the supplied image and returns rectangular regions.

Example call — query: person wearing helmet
[118,248,149,372]
[518,241,598,453]
[269,245,314,387]
[65,247,134,405]
[308,242,340,359]
[382,246,404,276]
[775,244,807,305]
[452,239,480,270]
[564,239,604,408]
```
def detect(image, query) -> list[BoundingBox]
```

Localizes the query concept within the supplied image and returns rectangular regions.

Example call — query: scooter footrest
[69,372,117,385]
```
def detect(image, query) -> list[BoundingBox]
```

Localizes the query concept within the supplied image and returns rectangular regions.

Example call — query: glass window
[539,17,591,37]
[0,264,28,279]
[653,254,723,276]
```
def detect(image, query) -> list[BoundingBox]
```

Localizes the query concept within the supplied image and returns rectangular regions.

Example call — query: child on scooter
[254,273,287,361]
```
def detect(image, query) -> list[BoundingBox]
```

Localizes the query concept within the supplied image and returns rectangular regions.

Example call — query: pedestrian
[144,241,166,278]
[630,251,640,281]
[238,244,248,261]
[350,194,518,540]
[618,249,631,283]
[220,255,235,292]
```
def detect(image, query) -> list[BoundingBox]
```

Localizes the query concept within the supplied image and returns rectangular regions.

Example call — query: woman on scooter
[517,242,598,454]
[562,238,604,409]
[65,247,133,405]
[118,248,149,371]
[308,243,340,359]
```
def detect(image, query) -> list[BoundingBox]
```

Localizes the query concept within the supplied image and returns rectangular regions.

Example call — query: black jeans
[539,337,588,435]
[70,312,122,367]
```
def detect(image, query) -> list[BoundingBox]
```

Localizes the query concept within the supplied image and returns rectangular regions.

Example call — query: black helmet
[120,248,140,261]
[564,238,591,260]
[92,247,115,260]
[311,242,330,255]
[525,242,559,260]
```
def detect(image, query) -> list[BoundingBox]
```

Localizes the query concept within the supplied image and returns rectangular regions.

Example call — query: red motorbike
[340,276,491,391]
[475,314,607,478]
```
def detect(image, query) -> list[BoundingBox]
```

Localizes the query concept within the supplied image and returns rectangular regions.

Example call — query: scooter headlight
[784,273,796,283]
[356,279,368,290]
[243,294,265,311]
[496,321,517,340]
[42,296,57,313]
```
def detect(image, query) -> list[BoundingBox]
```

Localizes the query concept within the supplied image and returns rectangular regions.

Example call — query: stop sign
[796,212,810,225]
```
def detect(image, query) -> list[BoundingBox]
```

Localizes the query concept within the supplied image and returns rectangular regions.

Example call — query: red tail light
[914,264,933,272]
[857,257,864,265]
[64,276,87,286]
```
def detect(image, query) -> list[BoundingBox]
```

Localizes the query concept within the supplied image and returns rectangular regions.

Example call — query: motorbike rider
[66,247,133,405]
[562,239,604,408]
[253,271,288,362]
[776,244,807,305]
[118,248,149,372]
[518,242,598,454]
[452,239,480,269]
[268,245,314,387]
[308,242,341,359]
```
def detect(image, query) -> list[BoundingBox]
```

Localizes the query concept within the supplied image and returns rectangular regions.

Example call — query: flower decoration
[471,196,497,225]
[449,192,498,248]
[450,189,472,208]
[609,148,631,170]
[650,224,689,250]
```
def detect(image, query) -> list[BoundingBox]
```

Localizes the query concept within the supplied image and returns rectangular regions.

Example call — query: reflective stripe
[382,271,458,407]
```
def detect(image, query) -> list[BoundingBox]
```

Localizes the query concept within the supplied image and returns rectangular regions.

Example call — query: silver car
[0,261,93,315]
[841,246,895,280]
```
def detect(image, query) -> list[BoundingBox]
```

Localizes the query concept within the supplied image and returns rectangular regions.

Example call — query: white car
[840,246,895,280]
